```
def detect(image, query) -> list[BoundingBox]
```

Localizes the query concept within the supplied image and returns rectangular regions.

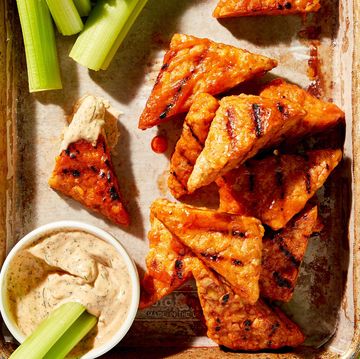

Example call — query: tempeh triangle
[138,33,277,129]
[217,149,342,230]
[260,205,320,301]
[140,215,193,309]
[260,78,344,141]
[49,96,129,226]
[192,258,305,350]
[187,94,306,192]
[213,0,321,18]
[151,199,264,304]
[168,93,219,198]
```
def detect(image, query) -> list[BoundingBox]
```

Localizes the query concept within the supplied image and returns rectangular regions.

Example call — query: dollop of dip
[60,95,106,153]
[59,95,121,154]
[6,230,132,356]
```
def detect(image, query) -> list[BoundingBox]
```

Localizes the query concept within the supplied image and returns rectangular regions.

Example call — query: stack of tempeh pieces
[139,33,344,351]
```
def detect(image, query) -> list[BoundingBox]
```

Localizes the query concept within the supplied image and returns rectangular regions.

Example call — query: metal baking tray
[0,0,359,357]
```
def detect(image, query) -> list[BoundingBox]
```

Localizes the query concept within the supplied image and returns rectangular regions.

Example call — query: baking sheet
[2,0,359,357]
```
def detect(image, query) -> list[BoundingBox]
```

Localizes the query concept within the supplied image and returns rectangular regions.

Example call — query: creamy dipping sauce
[6,230,132,356]
[60,95,106,153]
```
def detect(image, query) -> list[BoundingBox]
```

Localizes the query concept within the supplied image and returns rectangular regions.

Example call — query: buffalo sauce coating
[6,230,132,356]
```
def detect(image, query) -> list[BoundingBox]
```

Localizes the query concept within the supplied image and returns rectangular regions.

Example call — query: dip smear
[6,230,132,356]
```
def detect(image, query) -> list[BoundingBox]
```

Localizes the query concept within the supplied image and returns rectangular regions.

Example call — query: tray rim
[0,0,359,358]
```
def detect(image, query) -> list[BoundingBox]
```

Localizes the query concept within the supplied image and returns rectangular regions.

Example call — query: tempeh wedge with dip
[49,95,130,226]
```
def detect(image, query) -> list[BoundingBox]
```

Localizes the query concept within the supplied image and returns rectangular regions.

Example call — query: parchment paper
[7,0,356,356]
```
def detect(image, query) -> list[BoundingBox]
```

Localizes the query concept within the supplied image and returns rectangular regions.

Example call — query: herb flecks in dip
[6,230,132,356]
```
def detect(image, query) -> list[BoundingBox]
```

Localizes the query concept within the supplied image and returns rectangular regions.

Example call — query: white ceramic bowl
[0,221,140,359]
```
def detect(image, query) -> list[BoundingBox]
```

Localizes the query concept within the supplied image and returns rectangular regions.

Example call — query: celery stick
[101,0,148,70]
[43,311,97,359]
[16,0,62,92]
[46,0,83,35]
[10,302,86,359]
[70,0,149,71]
[73,0,92,17]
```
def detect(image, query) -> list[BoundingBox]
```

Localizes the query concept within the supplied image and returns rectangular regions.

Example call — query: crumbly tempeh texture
[138,33,277,129]
[187,94,306,192]
[217,149,342,230]
[260,205,319,301]
[151,199,264,304]
[140,216,193,309]
[192,258,305,350]
[168,93,219,198]
[260,78,345,140]
[49,136,130,226]
[213,0,320,18]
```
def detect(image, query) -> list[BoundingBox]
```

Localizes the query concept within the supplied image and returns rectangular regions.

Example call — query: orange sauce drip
[151,135,168,154]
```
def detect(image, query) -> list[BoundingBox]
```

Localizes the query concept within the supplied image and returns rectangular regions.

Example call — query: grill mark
[154,50,176,87]
[109,186,120,201]
[175,259,183,280]
[273,271,292,289]
[71,170,81,178]
[200,252,222,262]
[169,171,188,191]
[244,319,252,331]
[278,240,301,267]
[159,49,209,121]
[251,104,263,138]
[186,123,202,146]
[232,230,245,238]
[221,293,230,304]
[232,259,243,266]
[178,149,195,166]
[225,107,237,144]
[270,322,280,335]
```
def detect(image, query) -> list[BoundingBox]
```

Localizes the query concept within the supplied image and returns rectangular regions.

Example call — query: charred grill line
[169,171,188,191]
[71,170,81,178]
[186,123,202,146]
[109,186,120,201]
[273,271,292,289]
[158,49,209,121]
[154,50,176,87]
[175,259,183,279]
[277,239,301,267]
[251,103,263,138]
[232,230,245,238]
[244,319,252,331]
[200,252,222,262]
[232,259,244,266]
[270,322,280,335]
[178,149,194,167]
[221,293,230,304]
[226,107,237,144]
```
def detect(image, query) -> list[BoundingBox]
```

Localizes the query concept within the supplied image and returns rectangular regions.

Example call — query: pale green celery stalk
[101,0,148,70]
[70,0,149,71]
[16,0,62,92]
[9,302,86,359]
[46,0,83,35]
[43,311,97,359]
[73,0,92,17]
